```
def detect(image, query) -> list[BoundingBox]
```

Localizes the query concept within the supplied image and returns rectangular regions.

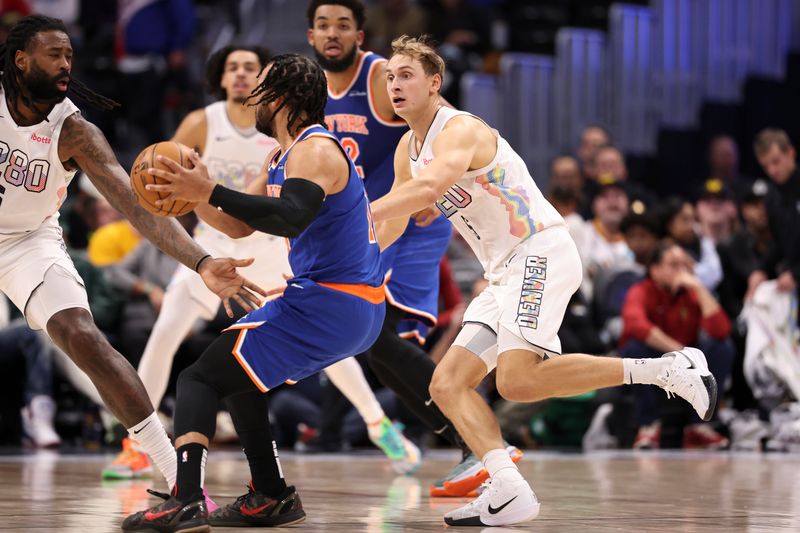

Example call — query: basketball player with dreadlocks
[123,53,386,531]
[105,43,419,480]
[0,14,263,501]
[306,0,521,497]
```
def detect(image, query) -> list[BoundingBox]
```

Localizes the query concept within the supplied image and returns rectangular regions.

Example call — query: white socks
[324,357,385,425]
[128,411,177,489]
[623,357,671,385]
[483,448,523,482]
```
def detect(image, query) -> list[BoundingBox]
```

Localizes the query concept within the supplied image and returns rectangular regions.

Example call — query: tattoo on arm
[60,114,208,268]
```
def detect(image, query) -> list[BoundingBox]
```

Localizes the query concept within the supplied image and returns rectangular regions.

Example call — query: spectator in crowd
[621,211,661,272]
[719,180,776,316]
[116,0,196,148]
[577,125,610,181]
[695,179,739,245]
[579,176,634,301]
[749,128,800,300]
[549,155,584,194]
[706,134,753,204]
[424,0,491,105]
[590,145,653,214]
[548,183,587,254]
[364,0,428,57]
[0,312,60,448]
[620,242,734,449]
[659,197,722,292]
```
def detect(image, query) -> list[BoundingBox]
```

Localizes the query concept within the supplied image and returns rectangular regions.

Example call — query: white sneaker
[657,347,717,421]
[21,395,61,448]
[443,475,540,527]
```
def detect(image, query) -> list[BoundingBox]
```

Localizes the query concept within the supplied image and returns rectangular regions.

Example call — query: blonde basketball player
[372,36,719,527]
[0,14,262,500]
[104,45,418,479]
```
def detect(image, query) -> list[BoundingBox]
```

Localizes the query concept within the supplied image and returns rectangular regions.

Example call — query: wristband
[194,254,212,272]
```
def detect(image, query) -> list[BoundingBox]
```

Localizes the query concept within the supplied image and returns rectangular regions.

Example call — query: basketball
[130,141,198,217]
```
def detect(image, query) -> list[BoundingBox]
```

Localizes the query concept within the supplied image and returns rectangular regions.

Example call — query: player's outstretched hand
[198,257,268,317]
[146,151,215,205]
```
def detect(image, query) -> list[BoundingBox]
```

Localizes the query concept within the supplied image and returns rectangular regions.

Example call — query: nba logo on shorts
[181,450,188,463]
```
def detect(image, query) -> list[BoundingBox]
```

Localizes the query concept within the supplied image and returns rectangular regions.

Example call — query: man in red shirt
[620,242,734,449]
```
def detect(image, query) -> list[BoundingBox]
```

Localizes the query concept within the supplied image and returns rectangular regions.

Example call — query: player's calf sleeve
[225,390,287,498]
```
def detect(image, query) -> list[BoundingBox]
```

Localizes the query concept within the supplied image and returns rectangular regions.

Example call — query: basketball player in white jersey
[372,36,719,527]
[0,15,262,497]
[104,45,419,479]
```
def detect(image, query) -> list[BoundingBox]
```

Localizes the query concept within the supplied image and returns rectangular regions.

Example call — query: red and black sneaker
[209,485,306,527]
[122,493,208,532]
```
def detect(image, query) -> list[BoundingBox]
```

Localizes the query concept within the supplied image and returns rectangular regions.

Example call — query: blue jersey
[267,124,383,288]
[325,52,451,328]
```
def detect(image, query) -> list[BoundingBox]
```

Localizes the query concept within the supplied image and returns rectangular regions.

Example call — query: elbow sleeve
[208,178,325,238]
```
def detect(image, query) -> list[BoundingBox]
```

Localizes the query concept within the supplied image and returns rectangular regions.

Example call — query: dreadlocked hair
[205,44,271,99]
[0,14,119,118]
[246,54,327,136]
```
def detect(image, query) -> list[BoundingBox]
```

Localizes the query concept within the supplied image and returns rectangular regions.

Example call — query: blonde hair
[754,128,794,156]
[390,35,446,80]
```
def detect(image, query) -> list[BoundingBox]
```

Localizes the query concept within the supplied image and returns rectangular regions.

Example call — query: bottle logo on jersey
[517,255,547,330]
[476,165,540,239]
[30,133,51,144]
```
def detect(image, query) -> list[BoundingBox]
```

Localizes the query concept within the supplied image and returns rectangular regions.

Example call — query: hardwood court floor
[1,449,799,532]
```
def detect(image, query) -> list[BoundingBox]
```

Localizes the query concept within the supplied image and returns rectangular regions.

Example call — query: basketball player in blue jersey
[123,54,386,532]
[307,0,521,497]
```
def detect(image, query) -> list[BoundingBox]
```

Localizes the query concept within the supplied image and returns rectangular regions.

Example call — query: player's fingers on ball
[156,155,183,172]
[145,183,172,192]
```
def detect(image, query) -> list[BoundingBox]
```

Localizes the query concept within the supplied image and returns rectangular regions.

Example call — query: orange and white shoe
[102,438,153,480]
[429,445,523,497]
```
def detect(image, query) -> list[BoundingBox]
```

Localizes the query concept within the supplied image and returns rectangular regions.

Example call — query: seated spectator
[706,134,753,205]
[581,145,653,218]
[579,176,634,301]
[102,218,189,365]
[619,243,734,449]
[0,313,60,448]
[621,211,661,271]
[695,179,739,245]
[577,125,611,182]
[749,128,800,301]
[87,199,141,267]
[659,196,722,291]
[549,155,584,195]
[548,183,587,254]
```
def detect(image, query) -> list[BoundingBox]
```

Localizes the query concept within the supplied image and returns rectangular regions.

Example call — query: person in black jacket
[748,129,800,300]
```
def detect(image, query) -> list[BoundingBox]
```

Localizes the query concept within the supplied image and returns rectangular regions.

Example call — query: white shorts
[0,220,89,330]
[454,226,582,371]
[167,223,292,319]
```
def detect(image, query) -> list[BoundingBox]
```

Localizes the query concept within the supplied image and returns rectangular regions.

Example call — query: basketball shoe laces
[658,367,697,402]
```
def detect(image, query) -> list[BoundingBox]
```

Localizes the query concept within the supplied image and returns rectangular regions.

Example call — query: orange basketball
[130,141,198,217]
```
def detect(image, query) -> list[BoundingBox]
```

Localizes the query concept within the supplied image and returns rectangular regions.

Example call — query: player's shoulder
[291,130,345,164]
[178,108,208,130]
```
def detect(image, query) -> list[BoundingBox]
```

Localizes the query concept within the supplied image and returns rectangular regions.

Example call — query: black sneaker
[209,485,306,527]
[122,494,208,532]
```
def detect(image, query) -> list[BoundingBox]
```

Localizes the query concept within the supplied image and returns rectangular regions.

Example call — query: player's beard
[314,43,357,73]
[25,63,69,104]
[255,104,276,138]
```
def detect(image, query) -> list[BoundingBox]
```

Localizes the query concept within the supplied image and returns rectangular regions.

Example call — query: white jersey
[195,101,278,241]
[0,89,79,235]
[410,107,564,280]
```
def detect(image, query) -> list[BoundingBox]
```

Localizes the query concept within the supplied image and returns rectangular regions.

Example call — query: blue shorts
[226,278,385,392]
[384,216,451,327]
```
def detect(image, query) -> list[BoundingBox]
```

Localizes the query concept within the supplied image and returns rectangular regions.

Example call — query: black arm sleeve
[208,178,325,238]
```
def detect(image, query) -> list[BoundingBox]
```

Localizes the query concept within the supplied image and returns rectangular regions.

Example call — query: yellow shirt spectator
[88,220,141,266]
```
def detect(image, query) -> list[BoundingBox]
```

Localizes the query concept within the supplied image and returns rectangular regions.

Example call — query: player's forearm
[91,171,207,270]
[374,218,408,251]
[372,181,439,222]
[194,203,255,239]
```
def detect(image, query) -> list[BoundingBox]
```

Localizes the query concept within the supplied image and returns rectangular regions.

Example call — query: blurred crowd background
[2,0,800,455]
